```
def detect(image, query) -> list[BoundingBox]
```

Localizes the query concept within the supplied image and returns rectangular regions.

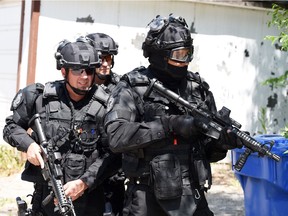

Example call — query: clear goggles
[169,47,193,63]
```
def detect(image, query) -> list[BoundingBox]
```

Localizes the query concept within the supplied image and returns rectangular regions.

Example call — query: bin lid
[253,134,288,156]
[232,134,288,191]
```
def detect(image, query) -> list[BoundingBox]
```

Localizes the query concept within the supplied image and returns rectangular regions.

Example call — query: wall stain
[76,15,94,23]
[274,43,282,50]
[267,93,278,109]
[244,49,249,57]
[131,33,146,50]
[273,118,279,126]
[190,22,197,34]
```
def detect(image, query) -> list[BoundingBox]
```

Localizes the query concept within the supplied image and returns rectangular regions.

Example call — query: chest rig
[123,66,210,122]
[122,67,212,184]
[39,81,109,154]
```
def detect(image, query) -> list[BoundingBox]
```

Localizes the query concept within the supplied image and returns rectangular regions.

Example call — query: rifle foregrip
[55,179,68,206]
[234,148,252,171]
[232,128,280,162]
[42,191,53,207]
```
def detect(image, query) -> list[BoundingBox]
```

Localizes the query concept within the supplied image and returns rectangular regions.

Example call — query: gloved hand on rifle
[108,170,126,185]
[161,115,203,138]
[217,127,248,150]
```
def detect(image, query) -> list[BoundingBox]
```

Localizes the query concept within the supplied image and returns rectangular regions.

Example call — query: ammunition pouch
[150,153,182,200]
[190,152,212,190]
[63,152,86,183]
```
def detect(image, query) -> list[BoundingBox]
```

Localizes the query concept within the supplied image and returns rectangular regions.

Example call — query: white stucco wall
[0,0,21,144]
[34,1,287,134]
[1,0,287,144]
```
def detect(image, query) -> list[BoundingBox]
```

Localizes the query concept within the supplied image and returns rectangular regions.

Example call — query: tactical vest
[34,80,109,154]
[121,66,212,190]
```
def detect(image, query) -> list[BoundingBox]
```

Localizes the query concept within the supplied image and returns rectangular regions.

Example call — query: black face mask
[166,64,188,80]
[149,54,188,80]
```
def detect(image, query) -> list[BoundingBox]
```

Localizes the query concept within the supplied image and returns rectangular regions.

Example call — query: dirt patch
[207,163,244,216]
[0,163,244,216]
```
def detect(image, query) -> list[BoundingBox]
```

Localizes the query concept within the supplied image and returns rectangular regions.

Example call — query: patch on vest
[12,91,23,109]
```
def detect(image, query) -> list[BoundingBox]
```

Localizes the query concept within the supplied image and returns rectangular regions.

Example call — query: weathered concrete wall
[0,0,21,143]
[35,0,288,134]
[1,0,287,145]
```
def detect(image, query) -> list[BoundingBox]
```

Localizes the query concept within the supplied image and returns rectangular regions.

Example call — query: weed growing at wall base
[0,144,25,176]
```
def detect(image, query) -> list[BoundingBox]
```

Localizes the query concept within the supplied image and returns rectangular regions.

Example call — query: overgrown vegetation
[263,3,288,138]
[257,107,268,134]
[0,145,25,176]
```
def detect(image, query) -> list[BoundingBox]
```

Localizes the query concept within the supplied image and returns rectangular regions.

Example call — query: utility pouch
[193,159,208,184]
[150,153,182,200]
[63,153,86,183]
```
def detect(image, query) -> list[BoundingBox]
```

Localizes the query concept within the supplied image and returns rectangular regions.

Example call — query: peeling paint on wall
[244,49,249,57]
[190,22,197,34]
[131,33,146,50]
[274,43,282,50]
[76,15,94,23]
[267,93,278,109]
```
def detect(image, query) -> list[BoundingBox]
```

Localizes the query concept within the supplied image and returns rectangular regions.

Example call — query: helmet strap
[64,71,95,96]
[66,80,88,95]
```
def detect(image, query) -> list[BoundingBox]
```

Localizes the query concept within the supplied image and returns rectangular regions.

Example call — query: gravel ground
[0,163,244,216]
[207,163,244,216]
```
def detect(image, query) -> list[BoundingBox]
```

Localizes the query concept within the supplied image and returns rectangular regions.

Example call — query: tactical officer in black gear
[104,14,243,216]
[79,32,125,216]
[79,32,121,90]
[3,40,121,216]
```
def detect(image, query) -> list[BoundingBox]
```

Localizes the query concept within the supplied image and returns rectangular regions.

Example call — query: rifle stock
[145,79,280,171]
[16,197,32,216]
[29,114,76,216]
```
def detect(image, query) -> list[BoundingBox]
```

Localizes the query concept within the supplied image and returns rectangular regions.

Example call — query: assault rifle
[16,196,32,216]
[144,79,280,171]
[29,114,76,216]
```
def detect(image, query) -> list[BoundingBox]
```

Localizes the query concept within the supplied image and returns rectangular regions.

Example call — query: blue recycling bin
[231,134,288,216]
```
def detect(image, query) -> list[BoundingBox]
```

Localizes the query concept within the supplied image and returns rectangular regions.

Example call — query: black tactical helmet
[85,33,118,55]
[142,14,194,62]
[55,40,101,70]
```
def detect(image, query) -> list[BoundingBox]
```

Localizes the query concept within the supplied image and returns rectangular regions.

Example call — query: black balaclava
[149,53,187,87]
[143,15,193,88]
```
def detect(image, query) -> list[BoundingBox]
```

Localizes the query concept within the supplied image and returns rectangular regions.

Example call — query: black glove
[161,115,200,138]
[108,171,126,185]
[218,127,246,150]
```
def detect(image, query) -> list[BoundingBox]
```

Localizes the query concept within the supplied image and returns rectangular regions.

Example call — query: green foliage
[264,4,288,88]
[262,4,288,137]
[265,4,288,51]
[0,145,25,176]
[261,70,288,88]
[257,107,268,134]
[281,124,288,138]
